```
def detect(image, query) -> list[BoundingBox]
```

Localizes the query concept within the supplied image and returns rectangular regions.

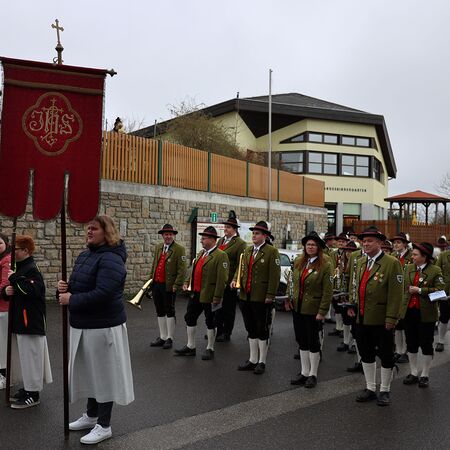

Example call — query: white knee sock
[421,354,433,377]
[206,329,216,351]
[309,351,320,377]
[158,316,168,340]
[355,344,361,363]
[249,338,258,364]
[380,367,393,392]
[362,362,377,392]
[335,313,343,331]
[408,352,418,376]
[325,305,331,320]
[394,330,403,353]
[438,322,447,344]
[258,339,268,364]
[167,317,176,340]
[401,330,407,354]
[187,326,196,349]
[300,350,311,377]
[343,325,351,345]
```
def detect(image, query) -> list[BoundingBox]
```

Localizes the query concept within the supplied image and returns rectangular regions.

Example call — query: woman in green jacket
[288,231,333,388]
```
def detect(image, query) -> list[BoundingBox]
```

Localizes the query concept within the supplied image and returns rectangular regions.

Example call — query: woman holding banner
[58,215,134,445]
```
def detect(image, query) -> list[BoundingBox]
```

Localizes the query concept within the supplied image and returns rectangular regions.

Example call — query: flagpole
[268,69,273,222]
[5,217,17,405]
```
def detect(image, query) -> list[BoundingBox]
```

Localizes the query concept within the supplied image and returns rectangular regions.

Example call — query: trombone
[127,278,153,310]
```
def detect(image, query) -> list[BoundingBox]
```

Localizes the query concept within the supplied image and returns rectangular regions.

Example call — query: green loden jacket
[150,241,186,291]
[236,243,281,302]
[354,252,403,326]
[189,247,229,303]
[292,257,333,316]
[393,248,414,267]
[436,250,450,295]
[217,236,247,284]
[399,263,445,322]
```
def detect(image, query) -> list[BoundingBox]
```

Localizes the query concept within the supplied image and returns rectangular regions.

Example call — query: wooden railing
[101,131,324,207]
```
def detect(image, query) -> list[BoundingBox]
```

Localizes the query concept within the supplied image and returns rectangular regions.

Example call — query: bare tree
[436,172,450,197]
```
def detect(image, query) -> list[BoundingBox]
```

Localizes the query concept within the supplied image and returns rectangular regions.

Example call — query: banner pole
[5,217,17,405]
[61,193,69,437]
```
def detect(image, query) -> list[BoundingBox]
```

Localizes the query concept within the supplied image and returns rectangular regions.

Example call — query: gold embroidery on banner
[5,79,103,96]
[22,92,83,156]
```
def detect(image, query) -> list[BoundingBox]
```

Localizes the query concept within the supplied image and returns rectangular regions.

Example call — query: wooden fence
[101,131,324,207]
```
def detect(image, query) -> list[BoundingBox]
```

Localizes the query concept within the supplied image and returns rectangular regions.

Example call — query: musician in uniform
[391,232,413,364]
[348,227,403,406]
[175,226,228,360]
[400,242,445,387]
[232,221,280,375]
[149,224,186,350]
[215,218,247,342]
[288,231,333,388]
[435,243,450,352]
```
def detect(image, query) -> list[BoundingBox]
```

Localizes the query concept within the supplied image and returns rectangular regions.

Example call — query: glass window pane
[342,136,355,145]
[324,153,337,163]
[356,137,370,147]
[324,134,338,144]
[309,152,322,163]
[281,152,302,163]
[342,155,354,165]
[309,163,322,173]
[356,166,369,176]
[279,253,291,266]
[309,133,323,142]
[342,165,355,176]
[324,164,337,174]
[356,156,369,166]
[291,134,305,142]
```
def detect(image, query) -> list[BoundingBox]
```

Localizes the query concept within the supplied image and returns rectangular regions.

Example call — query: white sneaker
[69,413,98,431]
[0,374,6,390]
[80,424,112,444]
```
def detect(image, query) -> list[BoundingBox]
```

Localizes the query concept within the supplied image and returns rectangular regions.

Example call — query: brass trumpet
[127,278,153,310]
[235,253,244,289]
[185,259,195,292]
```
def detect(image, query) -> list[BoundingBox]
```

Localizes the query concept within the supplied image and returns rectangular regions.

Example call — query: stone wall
[0,180,327,295]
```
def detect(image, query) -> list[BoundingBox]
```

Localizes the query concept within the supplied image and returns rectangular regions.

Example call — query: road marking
[104,349,450,449]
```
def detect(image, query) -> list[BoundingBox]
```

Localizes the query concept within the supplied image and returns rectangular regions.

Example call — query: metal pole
[268,69,272,221]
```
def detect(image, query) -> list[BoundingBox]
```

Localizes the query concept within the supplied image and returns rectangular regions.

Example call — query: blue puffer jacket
[68,240,127,329]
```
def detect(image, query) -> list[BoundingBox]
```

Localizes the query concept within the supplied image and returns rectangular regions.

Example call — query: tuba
[127,279,153,310]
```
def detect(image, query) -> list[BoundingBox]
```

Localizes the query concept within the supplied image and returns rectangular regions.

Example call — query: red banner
[0,57,108,223]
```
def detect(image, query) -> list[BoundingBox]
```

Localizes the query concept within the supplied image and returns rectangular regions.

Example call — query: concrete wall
[0,180,327,295]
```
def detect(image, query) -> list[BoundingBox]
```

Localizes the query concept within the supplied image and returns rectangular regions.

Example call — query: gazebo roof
[385,190,449,203]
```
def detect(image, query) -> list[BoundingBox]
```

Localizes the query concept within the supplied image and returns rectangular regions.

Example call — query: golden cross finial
[51,19,64,64]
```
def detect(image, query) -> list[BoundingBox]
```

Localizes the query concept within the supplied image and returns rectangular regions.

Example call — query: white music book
[428,290,448,302]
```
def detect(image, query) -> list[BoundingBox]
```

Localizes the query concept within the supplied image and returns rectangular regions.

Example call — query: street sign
[210,212,218,223]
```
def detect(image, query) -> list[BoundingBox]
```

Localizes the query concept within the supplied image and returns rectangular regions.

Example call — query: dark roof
[134,92,397,177]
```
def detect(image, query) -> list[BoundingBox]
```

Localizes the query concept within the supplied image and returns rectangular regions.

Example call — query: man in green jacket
[435,245,450,351]
[149,224,186,349]
[215,217,247,342]
[231,221,280,375]
[348,226,403,406]
[175,226,229,360]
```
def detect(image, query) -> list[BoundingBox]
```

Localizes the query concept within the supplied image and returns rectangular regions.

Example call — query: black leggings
[404,308,435,355]
[439,300,450,324]
[184,294,215,329]
[292,310,322,352]
[239,299,273,340]
[153,282,176,317]
[356,324,395,368]
[215,286,238,336]
[87,398,113,427]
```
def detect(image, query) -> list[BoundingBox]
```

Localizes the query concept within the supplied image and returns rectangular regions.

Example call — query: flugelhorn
[127,278,153,310]
[235,253,244,289]
[185,259,195,292]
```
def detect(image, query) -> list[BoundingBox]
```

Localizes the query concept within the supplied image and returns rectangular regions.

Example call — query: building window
[372,158,383,182]
[341,154,369,177]
[341,135,371,147]
[308,152,338,175]
[279,152,304,173]
[281,132,359,146]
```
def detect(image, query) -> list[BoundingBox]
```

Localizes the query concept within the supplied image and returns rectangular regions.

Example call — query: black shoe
[328,329,341,336]
[238,360,257,371]
[304,375,317,389]
[435,343,444,352]
[403,374,419,385]
[347,362,363,373]
[377,391,390,406]
[290,373,308,386]
[150,337,166,347]
[215,334,230,342]
[162,338,173,349]
[11,391,40,409]
[337,342,349,352]
[393,352,401,362]
[397,353,409,363]
[418,376,429,388]
[347,344,357,355]
[356,389,377,402]
[174,345,196,356]
[324,318,335,324]
[293,353,300,360]
[253,362,266,375]
[201,349,215,360]
[9,388,26,402]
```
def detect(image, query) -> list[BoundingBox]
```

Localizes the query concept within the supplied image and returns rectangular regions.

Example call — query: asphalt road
[1,298,450,449]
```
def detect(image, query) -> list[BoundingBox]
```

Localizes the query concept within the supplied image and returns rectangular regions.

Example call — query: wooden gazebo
[385,190,449,225]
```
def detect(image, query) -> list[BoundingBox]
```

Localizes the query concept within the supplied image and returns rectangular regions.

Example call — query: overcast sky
[1,0,450,197]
